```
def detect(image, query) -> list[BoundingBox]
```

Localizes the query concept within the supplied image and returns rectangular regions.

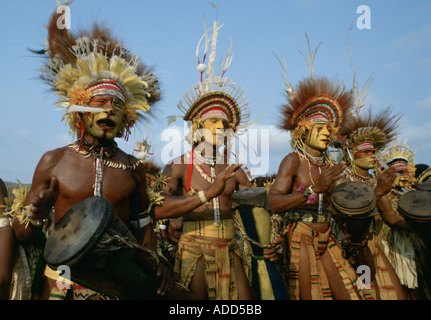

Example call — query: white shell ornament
[197,63,207,73]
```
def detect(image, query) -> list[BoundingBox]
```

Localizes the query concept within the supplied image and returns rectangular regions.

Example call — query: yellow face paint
[354,149,377,170]
[304,122,332,152]
[201,117,228,147]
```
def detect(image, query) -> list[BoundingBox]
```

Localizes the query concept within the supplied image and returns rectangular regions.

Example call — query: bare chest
[51,153,136,219]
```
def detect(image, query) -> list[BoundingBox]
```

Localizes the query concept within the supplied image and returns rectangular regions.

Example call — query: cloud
[10,130,32,142]
[388,24,431,53]
[414,96,431,112]
[396,118,431,165]
[134,123,291,176]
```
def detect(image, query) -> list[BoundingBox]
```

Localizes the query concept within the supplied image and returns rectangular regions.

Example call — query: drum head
[232,187,267,200]
[398,189,431,221]
[331,181,377,218]
[44,196,114,267]
[232,187,271,211]
[417,181,431,192]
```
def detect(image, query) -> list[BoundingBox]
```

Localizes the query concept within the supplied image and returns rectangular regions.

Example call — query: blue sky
[0,0,430,183]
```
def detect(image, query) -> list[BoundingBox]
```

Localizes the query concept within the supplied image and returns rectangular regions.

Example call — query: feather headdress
[275,35,353,148]
[174,14,255,144]
[381,140,417,188]
[334,29,401,164]
[381,140,416,172]
[38,5,160,138]
[335,107,401,160]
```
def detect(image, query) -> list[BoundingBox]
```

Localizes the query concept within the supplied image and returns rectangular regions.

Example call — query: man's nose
[215,121,225,129]
[103,104,115,112]
[321,128,330,136]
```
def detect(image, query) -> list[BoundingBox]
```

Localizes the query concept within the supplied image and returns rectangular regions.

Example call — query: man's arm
[235,167,252,190]
[377,194,410,231]
[13,151,60,243]
[268,153,346,213]
[374,166,398,202]
[154,162,242,220]
[268,153,308,213]
[131,162,174,296]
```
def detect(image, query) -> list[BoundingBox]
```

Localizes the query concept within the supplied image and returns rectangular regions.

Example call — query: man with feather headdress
[11,5,173,299]
[333,106,413,300]
[268,36,371,300]
[378,141,422,298]
[152,14,278,300]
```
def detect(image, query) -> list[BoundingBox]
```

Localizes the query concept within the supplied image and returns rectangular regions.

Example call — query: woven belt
[285,210,332,224]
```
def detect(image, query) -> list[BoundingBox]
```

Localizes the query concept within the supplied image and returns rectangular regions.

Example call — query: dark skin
[337,148,408,300]
[155,154,253,299]
[13,96,172,299]
[154,117,280,299]
[0,178,16,300]
[352,149,410,230]
[268,122,367,300]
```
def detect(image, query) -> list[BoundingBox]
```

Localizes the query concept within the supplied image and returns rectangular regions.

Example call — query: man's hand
[375,166,397,197]
[312,161,346,194]
[155,259,174,296]
[205,163,242,199]
[29,177,59,221]
[167,218,183,244]
[263,234,283,262]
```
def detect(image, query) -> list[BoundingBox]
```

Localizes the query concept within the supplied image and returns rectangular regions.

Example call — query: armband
[197,190,208,204]
[0,216,12,228]
[297,184,318,204]
[131,215,152,229]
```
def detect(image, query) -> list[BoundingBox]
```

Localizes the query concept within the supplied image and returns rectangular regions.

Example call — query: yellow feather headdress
[380,140,417,189]
[381,140,416,167]
[38,6,160,138]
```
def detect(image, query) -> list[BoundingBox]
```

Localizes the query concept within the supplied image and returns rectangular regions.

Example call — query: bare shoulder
[25,147,69,199]
[36,146,70,171]
[162,154,189,179]
[277,152,300,176]
[234,166,252,189]
[121,151,146,181]
[269,152,299,195]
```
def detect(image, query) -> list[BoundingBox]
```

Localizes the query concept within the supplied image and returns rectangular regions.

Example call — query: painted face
[304,122,332,152]
[354,149,377,170]
[84,95,125,141]
[393,168,414,188]
[201,117,228,147]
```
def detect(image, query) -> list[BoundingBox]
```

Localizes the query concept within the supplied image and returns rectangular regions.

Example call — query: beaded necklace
[68,140,142,170]
[69,139,143,196]
[192,148,227,227]
[294,149,324,214]
[346,167,377,189]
